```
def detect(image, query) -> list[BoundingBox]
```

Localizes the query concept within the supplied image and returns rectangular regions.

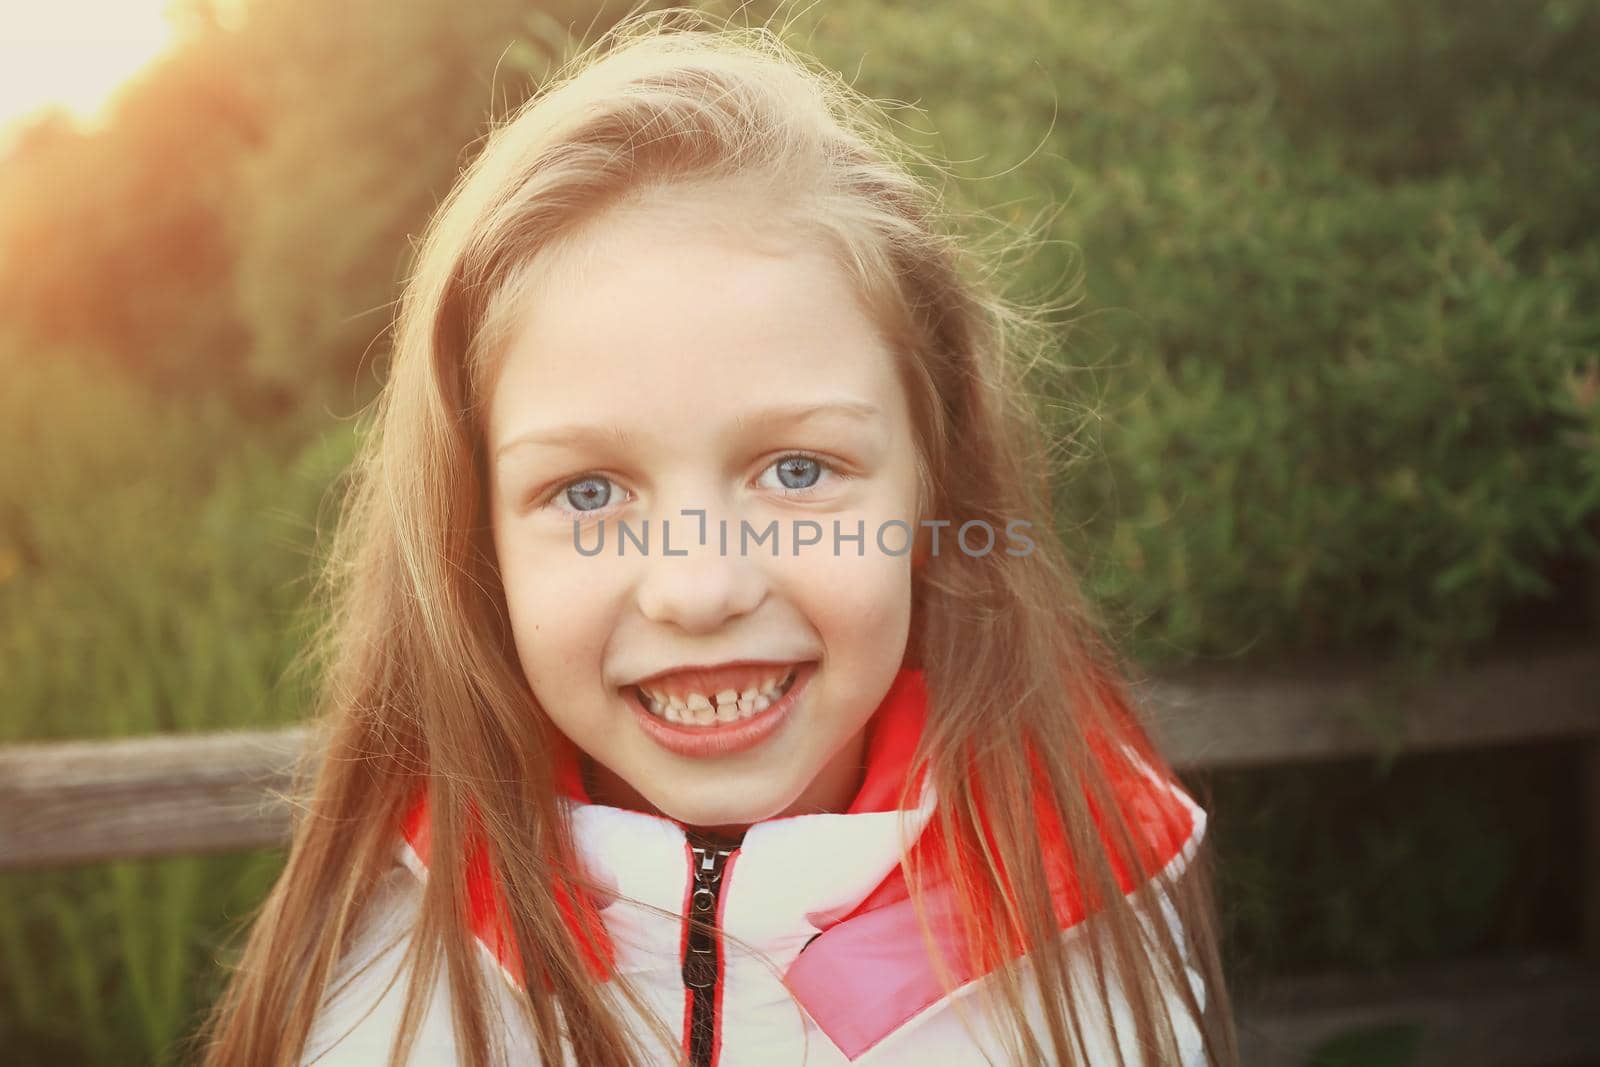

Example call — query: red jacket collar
[397,664,1202,1057]
[399,668,937,982]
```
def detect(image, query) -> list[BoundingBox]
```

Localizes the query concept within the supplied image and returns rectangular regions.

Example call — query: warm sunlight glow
[0,2,178,131]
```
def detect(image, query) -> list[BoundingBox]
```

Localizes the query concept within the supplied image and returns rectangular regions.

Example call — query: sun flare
[0,2,178,133]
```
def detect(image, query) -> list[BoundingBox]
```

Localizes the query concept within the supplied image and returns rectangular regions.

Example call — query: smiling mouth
[630,665,802,727]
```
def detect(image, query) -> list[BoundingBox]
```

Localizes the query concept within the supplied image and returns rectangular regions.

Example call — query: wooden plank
[0,727,310,869]
[1585,739,1600,958]
[0,646,1594,869]
[1236,953,1600,1066]
[1141,644,1600,771]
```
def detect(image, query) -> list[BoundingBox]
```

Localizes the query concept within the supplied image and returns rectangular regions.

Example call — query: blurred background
[1,0,1596,1064]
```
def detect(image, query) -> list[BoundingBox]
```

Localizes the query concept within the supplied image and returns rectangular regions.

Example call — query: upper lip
[626,658,812,690]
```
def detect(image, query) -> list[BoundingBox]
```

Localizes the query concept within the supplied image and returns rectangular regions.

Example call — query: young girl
[201,12,1236,1067]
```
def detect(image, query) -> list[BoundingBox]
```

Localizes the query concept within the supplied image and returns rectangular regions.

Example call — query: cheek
[496,539,616,693]
[499,514,612,604]
[796,543,914,646]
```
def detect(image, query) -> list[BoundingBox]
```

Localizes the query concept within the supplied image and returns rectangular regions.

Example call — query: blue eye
[773,454,823,490]
[561,476,615,513]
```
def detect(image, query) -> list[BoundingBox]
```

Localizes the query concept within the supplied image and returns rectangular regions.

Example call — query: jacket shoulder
[853,859,1211,1066]
[300,861,536,1067]
[845,779,1211,1066]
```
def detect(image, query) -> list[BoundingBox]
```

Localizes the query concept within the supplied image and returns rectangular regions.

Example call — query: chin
[672,802,771,832]
[662,786,791,832]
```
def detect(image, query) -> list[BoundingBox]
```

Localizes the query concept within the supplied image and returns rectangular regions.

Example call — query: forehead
[486,194,906,442]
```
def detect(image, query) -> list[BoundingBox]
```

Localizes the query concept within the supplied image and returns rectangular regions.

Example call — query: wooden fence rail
[3,644,1595,870]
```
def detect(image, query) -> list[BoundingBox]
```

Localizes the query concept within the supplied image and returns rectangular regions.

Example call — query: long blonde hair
[200,10,1238,1066]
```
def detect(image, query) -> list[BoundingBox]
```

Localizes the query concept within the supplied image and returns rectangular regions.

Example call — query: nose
[633,516,768,634]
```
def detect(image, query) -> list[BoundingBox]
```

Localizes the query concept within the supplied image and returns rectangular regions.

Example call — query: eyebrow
[494,400,883,462]
[732,399,883,435]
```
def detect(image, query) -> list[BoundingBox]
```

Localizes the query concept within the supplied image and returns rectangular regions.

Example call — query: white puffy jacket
[302,670,1210,1066]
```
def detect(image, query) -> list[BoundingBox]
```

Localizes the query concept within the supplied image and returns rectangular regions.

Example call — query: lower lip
[627,664,814,759]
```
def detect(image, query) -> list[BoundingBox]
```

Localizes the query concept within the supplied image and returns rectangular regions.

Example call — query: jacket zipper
[683,829,739,1067]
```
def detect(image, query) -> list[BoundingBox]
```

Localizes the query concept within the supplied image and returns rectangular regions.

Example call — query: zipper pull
[684,832,737,990]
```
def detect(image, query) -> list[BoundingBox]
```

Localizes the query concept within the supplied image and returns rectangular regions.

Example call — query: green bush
[799,0,1600,665]
[4,0,1594,663]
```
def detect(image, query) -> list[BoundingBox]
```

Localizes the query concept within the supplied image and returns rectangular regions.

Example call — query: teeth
[636,667,797,726]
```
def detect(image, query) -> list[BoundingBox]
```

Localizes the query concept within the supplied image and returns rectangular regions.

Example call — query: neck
[579,723,871,834]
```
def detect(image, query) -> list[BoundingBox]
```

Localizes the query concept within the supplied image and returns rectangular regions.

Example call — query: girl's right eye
[544,475,630,517]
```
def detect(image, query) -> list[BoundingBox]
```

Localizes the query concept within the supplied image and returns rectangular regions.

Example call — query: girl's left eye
[540,453,839,517]
[758,452,835,494]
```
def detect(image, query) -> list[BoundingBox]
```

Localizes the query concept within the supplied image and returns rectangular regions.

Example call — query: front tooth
[737,695,755,714]
[693,705,716,725]
[716,689,739,706]
[715,703,739,723]
[686,693,712,712]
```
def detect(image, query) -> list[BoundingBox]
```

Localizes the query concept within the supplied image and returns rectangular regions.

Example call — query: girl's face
[486,199,923,831]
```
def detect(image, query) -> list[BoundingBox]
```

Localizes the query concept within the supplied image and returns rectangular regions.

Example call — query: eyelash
[536,452,842,519]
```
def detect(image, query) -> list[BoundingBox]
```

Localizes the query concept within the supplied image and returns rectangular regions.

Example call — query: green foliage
[0,351,349,742]
[798,0,1600,665]
[3,0,1593,661]
[231,0,545,409]
[0,852,285,1066]
[230,0,659,412]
